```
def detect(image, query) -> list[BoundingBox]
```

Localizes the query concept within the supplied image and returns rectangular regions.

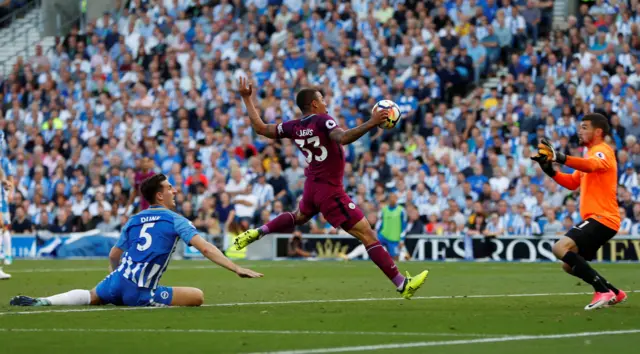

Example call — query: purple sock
[366,241,406,288]
[259,212,296,236]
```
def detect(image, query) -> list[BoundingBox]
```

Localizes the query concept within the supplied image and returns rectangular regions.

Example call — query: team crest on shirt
[161,291,169,300]
[348,203,356,209]
[595,152,606,159]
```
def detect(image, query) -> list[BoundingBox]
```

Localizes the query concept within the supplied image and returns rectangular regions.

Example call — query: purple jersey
[277,114,344,186]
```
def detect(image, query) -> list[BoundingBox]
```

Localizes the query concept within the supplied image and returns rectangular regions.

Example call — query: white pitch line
[248,329,640,354]
[0,290,636,316]
[206,290,640,307]
[0,328,495,338]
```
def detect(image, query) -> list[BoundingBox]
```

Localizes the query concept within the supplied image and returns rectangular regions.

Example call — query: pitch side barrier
[9,231,640,262]
[258,234,640,262]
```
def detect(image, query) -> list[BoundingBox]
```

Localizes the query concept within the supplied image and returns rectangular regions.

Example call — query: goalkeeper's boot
[399,270,429,300]
[10,296,49,306]
[234,229,261,250]
[608,290,628,306]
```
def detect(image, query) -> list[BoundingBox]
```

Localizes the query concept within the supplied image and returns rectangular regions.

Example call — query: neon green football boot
[399,270,429,299]
[234,229,261,250]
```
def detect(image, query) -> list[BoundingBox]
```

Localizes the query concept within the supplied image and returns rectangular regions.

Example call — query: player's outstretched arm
[190,235,263,278]
[531,155,581,191]
[329,109,389,145]
[536,138,610,173]
[563,155,610,173]
[238,77,278,139]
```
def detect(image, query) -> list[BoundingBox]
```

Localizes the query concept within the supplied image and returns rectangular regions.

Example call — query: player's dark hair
[582,113,610,137]
[296,87,320,113]
[140,174,167,204]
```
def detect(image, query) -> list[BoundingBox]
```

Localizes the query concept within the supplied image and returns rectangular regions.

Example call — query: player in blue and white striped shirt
[0,156,14,280]
[10,174,263,307]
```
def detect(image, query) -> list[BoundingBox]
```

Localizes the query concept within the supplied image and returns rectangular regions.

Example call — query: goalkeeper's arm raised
[563,155,611,173]
[552,170,581,191]
[531,156,581,191]
[536,137,611,173]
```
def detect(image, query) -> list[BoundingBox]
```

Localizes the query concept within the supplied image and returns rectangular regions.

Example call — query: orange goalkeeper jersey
[552,142,620,231]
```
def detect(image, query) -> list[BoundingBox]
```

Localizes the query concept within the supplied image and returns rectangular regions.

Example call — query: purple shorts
[298,180,365,231]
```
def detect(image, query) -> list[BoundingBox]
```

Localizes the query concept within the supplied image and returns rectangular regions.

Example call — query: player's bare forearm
[190,234,238,273]
[330,121,377,145]
[203,243,240,273]
[564,155,606,173]
[552,172,580,191]
[108,247,124,273]
[241,96,278,139]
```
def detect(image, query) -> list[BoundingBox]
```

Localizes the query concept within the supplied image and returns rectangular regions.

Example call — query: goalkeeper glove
[531,155,556,177]
[536,138,566,164]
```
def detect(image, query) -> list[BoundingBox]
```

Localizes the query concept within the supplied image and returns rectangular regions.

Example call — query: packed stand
[0,0,639,248]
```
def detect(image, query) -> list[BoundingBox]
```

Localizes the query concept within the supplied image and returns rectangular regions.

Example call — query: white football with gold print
[372,100,402,129]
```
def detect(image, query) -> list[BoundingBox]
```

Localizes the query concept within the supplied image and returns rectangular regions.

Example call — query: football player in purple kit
[235,78,428,299]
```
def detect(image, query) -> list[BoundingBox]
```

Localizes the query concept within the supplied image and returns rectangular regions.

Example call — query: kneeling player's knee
[561,262,573,275]
[193,289,204,306]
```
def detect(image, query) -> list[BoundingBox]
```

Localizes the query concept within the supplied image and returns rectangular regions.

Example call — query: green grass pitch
[0,260,639,353]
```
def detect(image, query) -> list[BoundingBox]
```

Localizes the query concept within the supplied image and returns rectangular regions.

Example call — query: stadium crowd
[2,0,640,248]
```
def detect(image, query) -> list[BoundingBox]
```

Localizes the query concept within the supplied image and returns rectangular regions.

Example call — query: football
[372,100,402,129]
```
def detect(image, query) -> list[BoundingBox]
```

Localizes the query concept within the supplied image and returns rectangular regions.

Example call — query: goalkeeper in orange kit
[531,113,627,310]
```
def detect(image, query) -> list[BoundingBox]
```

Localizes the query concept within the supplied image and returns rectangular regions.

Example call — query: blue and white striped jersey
[116,206,198,289]
[0,157,14,215]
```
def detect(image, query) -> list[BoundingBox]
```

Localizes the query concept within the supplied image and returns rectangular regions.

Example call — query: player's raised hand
[535,138,566,164]
[235,267,264,278]
[238,77,253,98]
[370,106,390,126]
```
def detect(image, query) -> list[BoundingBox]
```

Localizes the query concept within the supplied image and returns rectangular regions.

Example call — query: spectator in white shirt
[588,0,613,16]
[618,44,634,71]
[489,168,510,194]
[225,168,250,197]
[484,213,505,237]
[412,183,431,218]
[89,191,113,217]
[71,191,90,217]
[6,100,26,122]
[516,212,542,236]
[619,207,633,235]
[619,163,639,190]
[423,194,441,217]
[252,174,275,211]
